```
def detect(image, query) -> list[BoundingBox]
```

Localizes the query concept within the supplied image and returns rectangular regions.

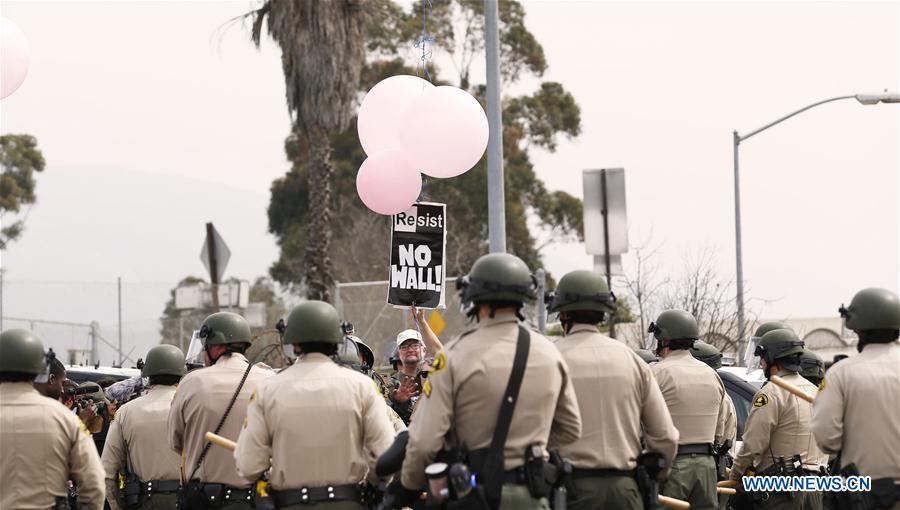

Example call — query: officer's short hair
[858,329,900,343]
[298,342,338,357]
[562,310,606,326]
[665,338,695,351]
[149,374,182,386]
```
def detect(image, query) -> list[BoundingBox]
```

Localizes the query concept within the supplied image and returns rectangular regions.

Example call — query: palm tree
[251,0,369,302]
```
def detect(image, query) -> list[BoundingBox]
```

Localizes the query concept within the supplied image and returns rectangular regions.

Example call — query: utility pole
[485,0,506,253]
[89,321,99,365]
[117,276,123,366]
[206,223,220,312]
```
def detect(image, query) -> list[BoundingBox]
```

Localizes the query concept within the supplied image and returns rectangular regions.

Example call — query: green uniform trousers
[745,491,822,510]
[567,475,642,510]
[663,454,718,510]
[129,492,178,510]
[498,484,549,510]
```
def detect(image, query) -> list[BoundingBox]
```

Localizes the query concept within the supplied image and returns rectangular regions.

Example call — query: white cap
[396,329,423,347]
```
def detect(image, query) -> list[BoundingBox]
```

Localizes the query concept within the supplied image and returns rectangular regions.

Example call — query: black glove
[378,480,421,510]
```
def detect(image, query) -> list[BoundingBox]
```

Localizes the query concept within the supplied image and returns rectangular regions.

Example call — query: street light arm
[738,95,856,142]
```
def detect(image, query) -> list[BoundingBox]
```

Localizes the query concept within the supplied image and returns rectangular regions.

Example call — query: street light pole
[732,92,899,363]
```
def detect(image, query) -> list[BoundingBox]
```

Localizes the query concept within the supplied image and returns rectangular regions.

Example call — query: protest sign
[388,202,446,309]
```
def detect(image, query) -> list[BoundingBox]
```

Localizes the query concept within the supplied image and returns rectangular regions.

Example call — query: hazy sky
[0,1,897,360]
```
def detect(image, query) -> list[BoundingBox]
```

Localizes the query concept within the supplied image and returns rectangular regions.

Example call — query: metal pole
[117,276,123,366]
[206,223,220,312]
[733,131,746,363]
[334,282,342,316]
[484,0,506,253]
[600,170,616,339]
[90,321,99,365]
[536,269,546,334]
[0,269,4,331]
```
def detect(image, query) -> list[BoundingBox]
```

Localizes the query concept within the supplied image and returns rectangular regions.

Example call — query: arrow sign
[200,223,230,284]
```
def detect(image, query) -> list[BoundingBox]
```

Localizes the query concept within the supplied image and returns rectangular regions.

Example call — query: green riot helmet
[798,349,825,386]
[142,344,187,378]
[634,348,658,364]
[546,270,616,314]
[0,329,48,376]
[199,312,252,346]
[647,310,699,355]
[839,288,900,332]
[690,341,724,370]
[456,253,537,312]
[743,322,792,370]
[754,329,804,376]
[281,301,343,345]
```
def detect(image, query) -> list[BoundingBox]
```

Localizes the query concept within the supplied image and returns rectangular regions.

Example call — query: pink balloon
[1,17,30,100]
[356,149,423,216]
[399,86,489,178]
[357,75,434,156]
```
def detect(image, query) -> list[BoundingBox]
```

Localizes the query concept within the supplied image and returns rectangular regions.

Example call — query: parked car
[65,365,141,384]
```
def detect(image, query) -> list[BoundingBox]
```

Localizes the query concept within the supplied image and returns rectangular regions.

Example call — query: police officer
[798,349,825,388]
[234,301,396,508]
[811,288,900,509]
[690,341,738,447]
[731,329,825,509]
[744,322,791,369]
[103,344,187,510]
[397,253,582,509]
[348,335,407,434]
[0,329,106,510]
[649,310,730,510]
[167,312,273,509]
[547,270,678,509]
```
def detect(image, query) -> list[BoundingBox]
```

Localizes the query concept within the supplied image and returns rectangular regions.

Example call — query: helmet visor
[744,336,762,372]
[185,331,204,367]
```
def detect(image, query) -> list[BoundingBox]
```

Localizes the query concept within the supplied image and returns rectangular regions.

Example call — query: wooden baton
[205,431,237,452]
[718,479,740,488]
[659,495,691,509]
[717,487,737,495]
[769,375,815,403]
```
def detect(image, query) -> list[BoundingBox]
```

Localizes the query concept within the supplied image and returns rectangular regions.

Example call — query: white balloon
[357,75,434,156]
[399,86,489,179]
[1,17,30,100]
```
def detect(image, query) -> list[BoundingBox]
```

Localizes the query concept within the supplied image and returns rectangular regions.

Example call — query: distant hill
[1,165,279,364]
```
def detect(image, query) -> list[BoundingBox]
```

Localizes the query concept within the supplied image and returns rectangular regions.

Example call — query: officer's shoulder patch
[422,378,432,398]
[430,352,448,374]
[818,378,826,392]
[249,389,257,403]
[753,393,770,408]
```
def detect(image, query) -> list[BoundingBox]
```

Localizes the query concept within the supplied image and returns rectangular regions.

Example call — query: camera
[341,322,355,336]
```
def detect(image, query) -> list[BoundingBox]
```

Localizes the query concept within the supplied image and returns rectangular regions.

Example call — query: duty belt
[571,468,635,479]
[502,467,529,485]
[272,484,362,506]
[189,483,254,505]
[677,443,714,456]
[140,480,181,494]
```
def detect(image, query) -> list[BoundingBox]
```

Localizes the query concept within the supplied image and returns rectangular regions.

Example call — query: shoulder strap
[186,359,254,483]
[480,325,531,505]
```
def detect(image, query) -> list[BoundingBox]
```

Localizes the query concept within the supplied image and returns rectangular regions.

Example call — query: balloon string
[415,0,435,85]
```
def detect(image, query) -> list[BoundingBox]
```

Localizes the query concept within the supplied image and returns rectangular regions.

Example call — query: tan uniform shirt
[811,342,900,482]
[102,385,181,510]
[552,324,679,472]
[0,382,105,510]
[167,354,273,487]
[401,313,582,489]
[732,372,825,477]
[234,354,396,488]
[652,350,728,445]
[723,392,738,446]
